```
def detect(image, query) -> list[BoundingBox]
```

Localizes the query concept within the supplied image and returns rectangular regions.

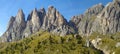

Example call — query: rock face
[70,3,105,35]
[98,0,120,34]
[23,8,44,38]
[42,6,75,36]
[1,9,26,42]
[85,3,104,16]
[23,8,46,38]
[70,0,120,35]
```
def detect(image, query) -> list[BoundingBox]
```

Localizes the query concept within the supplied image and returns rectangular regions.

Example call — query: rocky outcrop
[70,0,120,35]
[42,6,75,36]
[91,38,111,54]
[85,3,104,16]
[23,8,46,38]
[23,8,44,38]
[97,0,120,34]
[70,3,104,35]
[1,9,26,42]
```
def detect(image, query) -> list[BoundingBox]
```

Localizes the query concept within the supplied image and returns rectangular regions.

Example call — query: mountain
[0,0,120,54]
[69,3,104,35]
[0,0,120,42]
[70,0,120,35]
[0,6,75,42]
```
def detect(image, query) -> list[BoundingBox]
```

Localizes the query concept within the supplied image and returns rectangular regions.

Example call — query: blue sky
[0,0,112,36]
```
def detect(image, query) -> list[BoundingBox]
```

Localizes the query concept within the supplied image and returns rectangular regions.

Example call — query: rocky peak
[85,3,104,16]
[23,7,46,38]
[23,8,42,37]
[48,6,67,26]
[31,8,41,25]
[38,8,46,14]
[48,5,54,10]
[112,0,120,8]
[15,9,25,24]
[16,9,24,17]
[47,6,56,20]
[7,16,15,30]
[99,0,120,19]
[32,8,38,15]
[113,0,120,2]
[41,6,75,36]
[70,3,105,35]
[38,8,46,24]
[27,8,41,23]
[0,9,26,42]
[42,6,57,29]
[43,6,68,28]
[70,15,84,26]
[95,0,120,34]
[56,10,67,26]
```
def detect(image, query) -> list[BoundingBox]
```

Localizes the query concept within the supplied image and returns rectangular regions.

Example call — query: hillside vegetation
[89,32,120,54]
[0,31,102,54]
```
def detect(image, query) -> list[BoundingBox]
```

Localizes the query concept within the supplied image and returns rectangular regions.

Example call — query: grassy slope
[0,31,102,54]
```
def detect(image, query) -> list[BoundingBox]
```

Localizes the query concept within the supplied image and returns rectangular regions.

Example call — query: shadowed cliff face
[0,0,120,43]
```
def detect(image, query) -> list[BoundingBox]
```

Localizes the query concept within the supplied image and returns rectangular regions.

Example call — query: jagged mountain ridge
[0,6,75,42]
[0,0,120,42]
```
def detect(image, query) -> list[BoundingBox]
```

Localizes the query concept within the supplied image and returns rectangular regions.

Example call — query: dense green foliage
[0,31,102,54]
